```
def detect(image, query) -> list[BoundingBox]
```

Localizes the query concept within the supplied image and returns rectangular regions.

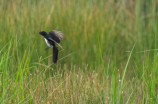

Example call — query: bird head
[39,31,47,36]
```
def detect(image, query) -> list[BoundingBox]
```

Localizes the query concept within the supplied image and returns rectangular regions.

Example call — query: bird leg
[45,47,50,50]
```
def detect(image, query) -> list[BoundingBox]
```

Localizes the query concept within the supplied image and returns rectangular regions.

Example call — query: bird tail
[53,46,58,63]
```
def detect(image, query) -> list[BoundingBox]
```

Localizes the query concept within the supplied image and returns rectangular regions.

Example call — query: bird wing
[49,30,64,43]
[48,38,63,49]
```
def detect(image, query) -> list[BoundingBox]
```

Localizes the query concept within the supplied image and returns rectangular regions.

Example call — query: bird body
[44,38,53,48]
[39,30,64,63]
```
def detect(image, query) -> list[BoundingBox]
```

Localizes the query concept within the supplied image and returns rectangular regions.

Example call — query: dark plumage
[53,46,58,63]
[39,30,64,63]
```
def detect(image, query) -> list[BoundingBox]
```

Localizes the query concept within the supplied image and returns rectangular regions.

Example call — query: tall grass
[0,0,158,103]
[0,0,156,67]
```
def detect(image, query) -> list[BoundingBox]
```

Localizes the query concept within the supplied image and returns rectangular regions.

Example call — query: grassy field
[1,0,158,103]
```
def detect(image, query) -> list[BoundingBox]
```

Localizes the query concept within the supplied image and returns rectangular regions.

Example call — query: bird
[39,30,64,63]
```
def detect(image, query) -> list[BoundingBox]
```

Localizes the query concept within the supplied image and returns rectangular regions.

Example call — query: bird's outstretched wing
[48,38,63,49]
[49,30,64,43]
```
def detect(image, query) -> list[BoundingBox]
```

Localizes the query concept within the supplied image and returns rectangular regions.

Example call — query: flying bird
[39,30,64,63]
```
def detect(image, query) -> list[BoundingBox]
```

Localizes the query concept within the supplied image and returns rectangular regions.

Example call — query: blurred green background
[0,0,158,70]
[1,0,158,103]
